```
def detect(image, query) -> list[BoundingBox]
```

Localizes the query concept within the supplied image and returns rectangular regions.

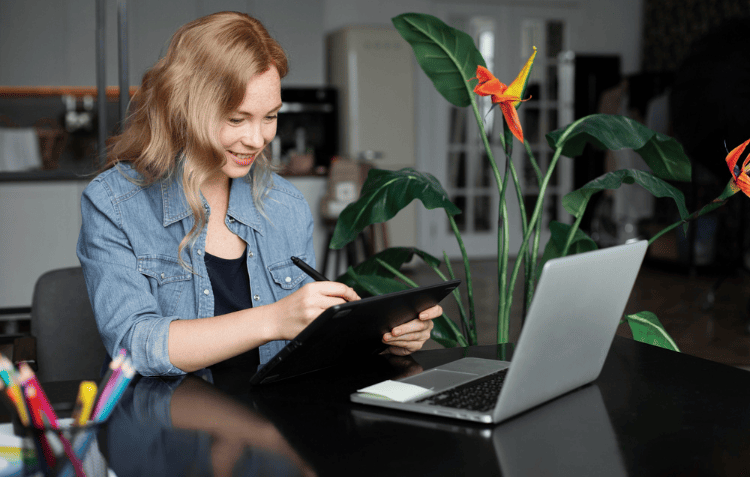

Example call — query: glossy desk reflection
[102,373,314,477]
[43,337,750,476]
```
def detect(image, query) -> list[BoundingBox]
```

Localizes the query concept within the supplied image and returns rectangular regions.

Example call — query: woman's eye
[265,115,278,121]
[228,118,243,125]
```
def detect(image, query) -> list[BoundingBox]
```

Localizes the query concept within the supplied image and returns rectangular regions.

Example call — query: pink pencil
[92,349,127,418]
[18,363,86,477]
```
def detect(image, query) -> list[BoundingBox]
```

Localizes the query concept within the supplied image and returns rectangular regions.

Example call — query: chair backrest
[31,267,107,382]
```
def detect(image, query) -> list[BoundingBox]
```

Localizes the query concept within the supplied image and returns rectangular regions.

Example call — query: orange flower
[726,138,750,197]
[471,47,537,143]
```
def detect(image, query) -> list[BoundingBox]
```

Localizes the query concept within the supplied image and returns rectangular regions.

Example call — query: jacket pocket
[268,257,309,290]
[137,255,192,315]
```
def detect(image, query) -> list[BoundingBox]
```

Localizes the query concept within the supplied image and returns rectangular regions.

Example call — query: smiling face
[216,66,282,179]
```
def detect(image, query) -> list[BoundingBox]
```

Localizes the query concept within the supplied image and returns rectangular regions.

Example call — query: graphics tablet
[249,279,461,385]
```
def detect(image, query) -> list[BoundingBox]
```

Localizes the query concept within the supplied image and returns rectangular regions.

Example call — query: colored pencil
[18,364,85,477]
[92,349,126,418]
[0,356,29,426]
[71,381,97,426]
[95,358,135,421]
[23,385,56,470]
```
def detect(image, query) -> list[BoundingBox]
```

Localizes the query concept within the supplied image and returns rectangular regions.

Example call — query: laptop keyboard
[415,368,509,412]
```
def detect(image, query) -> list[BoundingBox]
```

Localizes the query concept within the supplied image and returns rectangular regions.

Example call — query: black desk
[22,337,750,476]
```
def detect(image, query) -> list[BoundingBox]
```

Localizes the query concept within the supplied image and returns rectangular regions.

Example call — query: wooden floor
[409,258,750,367]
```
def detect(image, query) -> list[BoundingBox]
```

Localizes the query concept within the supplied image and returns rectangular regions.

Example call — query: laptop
[249,279,461,385]
[351,384,627,476]
[350,240,648,424]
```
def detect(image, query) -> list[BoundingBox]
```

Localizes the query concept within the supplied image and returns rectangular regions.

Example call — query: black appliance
[278,87,338,170]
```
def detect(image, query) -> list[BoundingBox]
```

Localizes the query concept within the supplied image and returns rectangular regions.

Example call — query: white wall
[0,0,327,87]
[0,181,89,308]
[0,0,643,84]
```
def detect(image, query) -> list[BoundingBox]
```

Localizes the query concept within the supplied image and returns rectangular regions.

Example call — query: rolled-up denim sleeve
[303,197,317,274]
[77,180,184,376]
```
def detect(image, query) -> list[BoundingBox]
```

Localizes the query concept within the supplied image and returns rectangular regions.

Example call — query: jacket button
[228,217,235,223]
[248,251,254,257]
[160,273,166,279]
[197,250,202,255]
[253,295,260,301]
[204,289,210,295]
[285,277,291,283]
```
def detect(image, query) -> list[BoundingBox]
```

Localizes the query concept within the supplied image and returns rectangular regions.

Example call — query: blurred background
[3,0,750,367]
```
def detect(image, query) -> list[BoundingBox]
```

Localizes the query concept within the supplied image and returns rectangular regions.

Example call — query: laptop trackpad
[400,369,479,392]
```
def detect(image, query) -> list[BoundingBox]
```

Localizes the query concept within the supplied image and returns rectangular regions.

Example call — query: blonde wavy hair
[106,11,288,268]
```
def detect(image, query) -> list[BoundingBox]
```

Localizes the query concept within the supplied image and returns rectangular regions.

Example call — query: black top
[204,247,260,380]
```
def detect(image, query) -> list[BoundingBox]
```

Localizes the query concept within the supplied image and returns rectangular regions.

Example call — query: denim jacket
[77,163,315,376]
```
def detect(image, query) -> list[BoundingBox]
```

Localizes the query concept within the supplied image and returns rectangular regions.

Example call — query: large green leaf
[562,170,689,224]
[625,311,680,352]
[392,13,486,107]
[335,247,441,283]
[337,268,467,348]
[330,168,460,249]
[536,222,597,280]
[546,114,691,182]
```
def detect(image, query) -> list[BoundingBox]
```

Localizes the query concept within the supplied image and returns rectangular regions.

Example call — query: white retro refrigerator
[326,26,418,250]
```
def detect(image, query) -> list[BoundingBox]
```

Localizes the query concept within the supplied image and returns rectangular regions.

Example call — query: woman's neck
[201,172,231,209]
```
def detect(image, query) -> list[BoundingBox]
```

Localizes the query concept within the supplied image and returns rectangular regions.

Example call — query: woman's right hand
[269,282,360,340]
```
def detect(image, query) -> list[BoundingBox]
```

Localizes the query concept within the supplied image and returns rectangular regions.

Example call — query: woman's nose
[241,123,265,148]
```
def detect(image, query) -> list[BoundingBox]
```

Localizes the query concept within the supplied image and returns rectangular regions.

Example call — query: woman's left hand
[382,304,442,355]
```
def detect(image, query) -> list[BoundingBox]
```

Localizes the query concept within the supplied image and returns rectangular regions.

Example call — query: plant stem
[647,196,730,246]
[468,96,511,344]
[498,133,536,320]
[503,117,589,320]
[560,213,585,257]
[498,126,513,344]
[443,251,471,343]
[447,214,477,344]
[523,139,544,316]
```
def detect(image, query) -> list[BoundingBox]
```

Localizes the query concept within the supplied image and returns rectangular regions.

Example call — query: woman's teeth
[230,151,255,165]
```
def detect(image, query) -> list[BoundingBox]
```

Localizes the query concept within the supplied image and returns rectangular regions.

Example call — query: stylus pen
[291,256,329,281]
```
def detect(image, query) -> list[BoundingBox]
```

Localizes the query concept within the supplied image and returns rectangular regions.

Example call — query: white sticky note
[357,380,431,402]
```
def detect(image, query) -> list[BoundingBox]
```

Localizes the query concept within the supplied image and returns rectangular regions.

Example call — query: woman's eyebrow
[235,103,283,116]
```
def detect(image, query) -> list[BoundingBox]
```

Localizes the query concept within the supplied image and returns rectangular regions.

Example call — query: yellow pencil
[71,381,97,426]
[0,356,29,426]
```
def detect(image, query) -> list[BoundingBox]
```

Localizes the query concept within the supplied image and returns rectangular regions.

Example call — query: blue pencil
[94,359,135,422]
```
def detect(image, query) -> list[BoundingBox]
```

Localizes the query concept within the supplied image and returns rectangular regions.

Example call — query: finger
[388,318,433,339]
[418,304,442,320]
[317,282,360,302]
[383,323,432,346]
[384,328,431,346]
[385,334,430,354]
[385,328,432,346]
[301,282,359,305]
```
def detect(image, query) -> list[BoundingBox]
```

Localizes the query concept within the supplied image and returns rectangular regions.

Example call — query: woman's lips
[228,150,256,166]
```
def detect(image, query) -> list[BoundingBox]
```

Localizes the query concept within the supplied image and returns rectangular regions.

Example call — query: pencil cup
[16,419,106,477]
[0,351,134,476]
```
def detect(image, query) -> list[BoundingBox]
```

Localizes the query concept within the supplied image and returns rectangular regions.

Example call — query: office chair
[13,267,107,382]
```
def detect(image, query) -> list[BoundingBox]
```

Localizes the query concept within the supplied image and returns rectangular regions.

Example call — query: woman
[77,11,440,377]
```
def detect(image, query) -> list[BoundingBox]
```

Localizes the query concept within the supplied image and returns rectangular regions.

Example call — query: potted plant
[329,13,742,352]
